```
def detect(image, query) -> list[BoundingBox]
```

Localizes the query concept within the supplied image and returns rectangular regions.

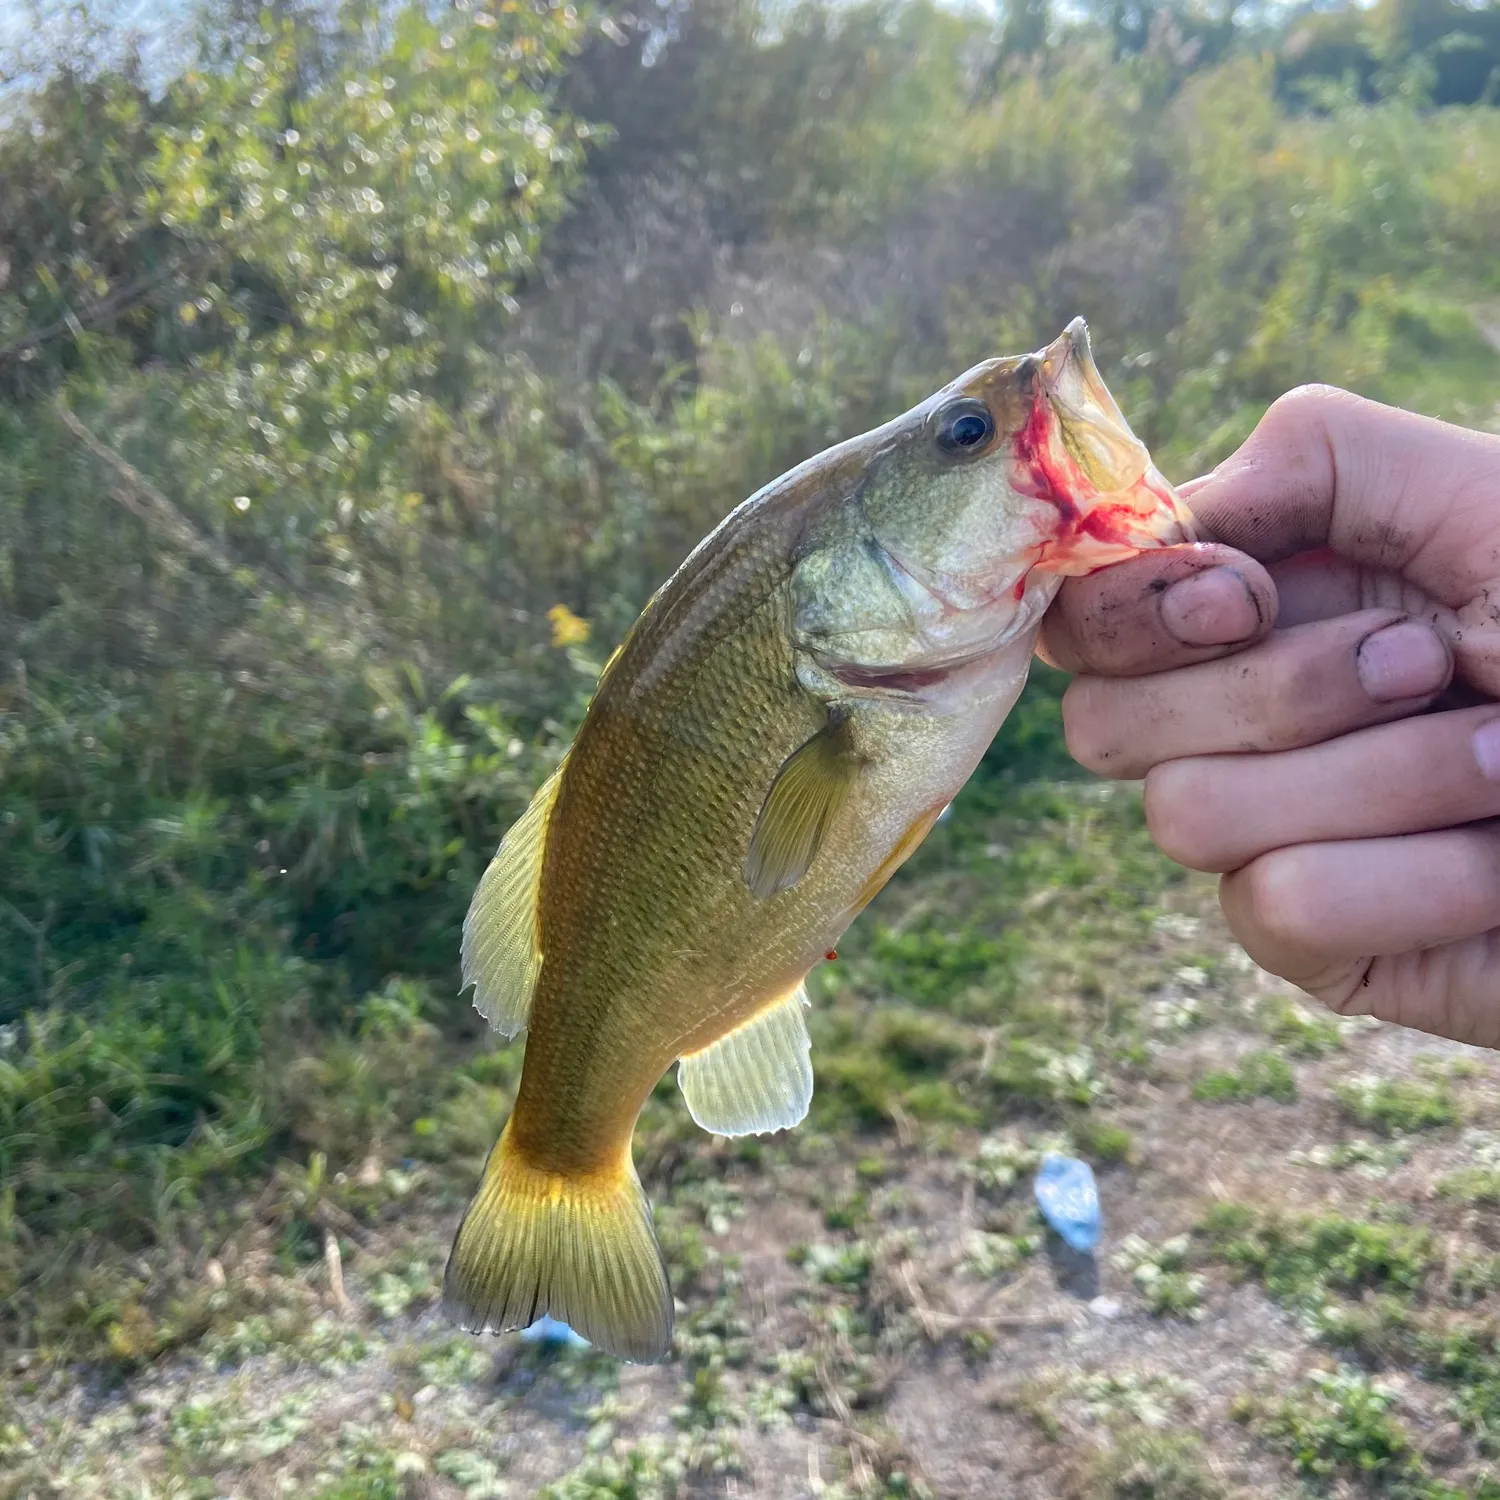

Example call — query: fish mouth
[1038,318,1150,497]
[825,657,975,695]
[1018,317,1196,576]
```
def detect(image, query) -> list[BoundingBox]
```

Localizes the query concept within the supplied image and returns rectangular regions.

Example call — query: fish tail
[442,1122,673,1363]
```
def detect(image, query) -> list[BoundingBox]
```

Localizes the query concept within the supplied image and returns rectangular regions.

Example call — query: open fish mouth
[1039,317,1153,497]
[1018,317,1196,574]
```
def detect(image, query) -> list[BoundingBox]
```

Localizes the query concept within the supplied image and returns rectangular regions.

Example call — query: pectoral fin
[678,982,813,1137]
[744,717,860,899]
[460,759,566,1037]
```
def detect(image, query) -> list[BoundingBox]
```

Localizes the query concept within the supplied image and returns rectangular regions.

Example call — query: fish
[444,318,1193,1362]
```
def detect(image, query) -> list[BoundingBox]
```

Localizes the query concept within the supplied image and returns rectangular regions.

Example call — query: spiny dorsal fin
[460,760,566,1036]
[744,716,860,900]
[677,982,813,1136]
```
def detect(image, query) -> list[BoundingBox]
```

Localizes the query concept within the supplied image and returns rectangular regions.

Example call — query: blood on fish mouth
[1007,320,1192,573]
[1010,392,1186,572]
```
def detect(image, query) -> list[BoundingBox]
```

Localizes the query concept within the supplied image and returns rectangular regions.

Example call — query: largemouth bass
[446,319,1192,1361]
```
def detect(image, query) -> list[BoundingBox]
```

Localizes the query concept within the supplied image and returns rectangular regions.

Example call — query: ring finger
[1219,826,1500,1050]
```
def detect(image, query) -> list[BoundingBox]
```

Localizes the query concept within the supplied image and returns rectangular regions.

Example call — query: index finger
[1039,542,1277,675]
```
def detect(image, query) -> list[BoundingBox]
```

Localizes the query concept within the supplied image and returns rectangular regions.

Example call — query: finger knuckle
[1060,681,1123,776]
[1210,646,1301,753]
[1143,763,1223,870]
[1253,633,1355,751]
[1263,382,1364,433]
[1231,849,1324,952]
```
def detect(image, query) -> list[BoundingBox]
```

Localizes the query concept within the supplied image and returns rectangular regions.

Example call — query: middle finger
[1147,704,1500,873]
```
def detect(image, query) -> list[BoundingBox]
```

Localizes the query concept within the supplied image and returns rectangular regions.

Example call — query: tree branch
[53,395,239,577]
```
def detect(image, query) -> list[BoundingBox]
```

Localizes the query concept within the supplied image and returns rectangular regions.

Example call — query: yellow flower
[548,603,591,647]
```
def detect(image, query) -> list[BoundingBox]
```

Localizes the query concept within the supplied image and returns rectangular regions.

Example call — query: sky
[0,0,200,96]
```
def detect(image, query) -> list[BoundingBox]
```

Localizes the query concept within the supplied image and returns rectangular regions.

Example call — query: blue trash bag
[1033,1153,1101,1253]
[519,1314,590,1349]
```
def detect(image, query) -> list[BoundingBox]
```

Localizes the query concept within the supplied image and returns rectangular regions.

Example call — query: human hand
[1039,385,1500,1047]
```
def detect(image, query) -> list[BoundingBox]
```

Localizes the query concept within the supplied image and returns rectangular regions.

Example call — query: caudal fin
[443,1124,673,1363]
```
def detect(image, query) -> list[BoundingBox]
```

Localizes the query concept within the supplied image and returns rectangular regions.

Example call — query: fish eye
[934,399,995,455]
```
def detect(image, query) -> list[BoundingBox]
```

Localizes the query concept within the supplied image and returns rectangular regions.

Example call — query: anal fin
[678,983,813,1137]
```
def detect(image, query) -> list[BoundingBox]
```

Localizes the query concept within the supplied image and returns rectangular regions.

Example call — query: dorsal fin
[677,982,813,1137]
[460,760,566,1036]
[744,716,861,900]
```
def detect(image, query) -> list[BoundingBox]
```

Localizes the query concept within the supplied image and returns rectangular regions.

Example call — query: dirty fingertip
[1159,566,1266,648]
[1355,619,1452,704]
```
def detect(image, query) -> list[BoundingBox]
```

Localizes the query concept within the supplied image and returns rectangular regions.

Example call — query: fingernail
[1159,567,1262,647]
[1355,621,1450,704]
[1474,719,1500,782]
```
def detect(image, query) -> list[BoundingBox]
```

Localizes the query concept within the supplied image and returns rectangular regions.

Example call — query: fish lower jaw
[823,656,977,696]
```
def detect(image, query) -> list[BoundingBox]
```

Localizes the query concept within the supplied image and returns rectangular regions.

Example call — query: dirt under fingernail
[1355,620,1451,703]
[1158,567,1261,647]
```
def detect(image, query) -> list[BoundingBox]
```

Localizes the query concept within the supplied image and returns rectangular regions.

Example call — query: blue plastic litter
[519,1315,590,1349]
[519,1320,588,1356]
[1033,1153,1101,1253]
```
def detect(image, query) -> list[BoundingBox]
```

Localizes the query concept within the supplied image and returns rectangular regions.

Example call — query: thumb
[1182,384,1500,585]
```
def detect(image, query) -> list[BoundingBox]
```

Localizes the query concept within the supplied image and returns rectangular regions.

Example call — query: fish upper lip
[1037,318,1131,437]
[1033,315,1156,497]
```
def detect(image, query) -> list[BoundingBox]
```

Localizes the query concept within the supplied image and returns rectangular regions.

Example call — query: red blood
[1011,393,1156,569]
[1012,396,1083,524]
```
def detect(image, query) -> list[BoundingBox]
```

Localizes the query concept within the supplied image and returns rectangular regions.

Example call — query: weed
[1437,1167,1500,1204]
[1191,1049,1296,1104]
[1147,992,1204,1034]
[824,1190,871,1231]
[1267,1366,1416,1481]
[796,1241,874,1290]
[1085,1428,1226,1500]
[964,1133,1048,1194]
[960,1230,1039,1278]
[1200,1204,1432,1310]
[1418,1324,1500,1455]
[535,1430,740,1499]
[1073,1119,1136,1164]
[1262,999,1344,1057]
[417,1335,494,1388]
[1290,1138,1412,1178]
[1114,1235,1206,1320]
[434,1449,507,1498]
[309,1438,419,1500]
[1335,1075,1459,1135]
[366,1259,436,1320]
[1072,1370,1195,1428]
